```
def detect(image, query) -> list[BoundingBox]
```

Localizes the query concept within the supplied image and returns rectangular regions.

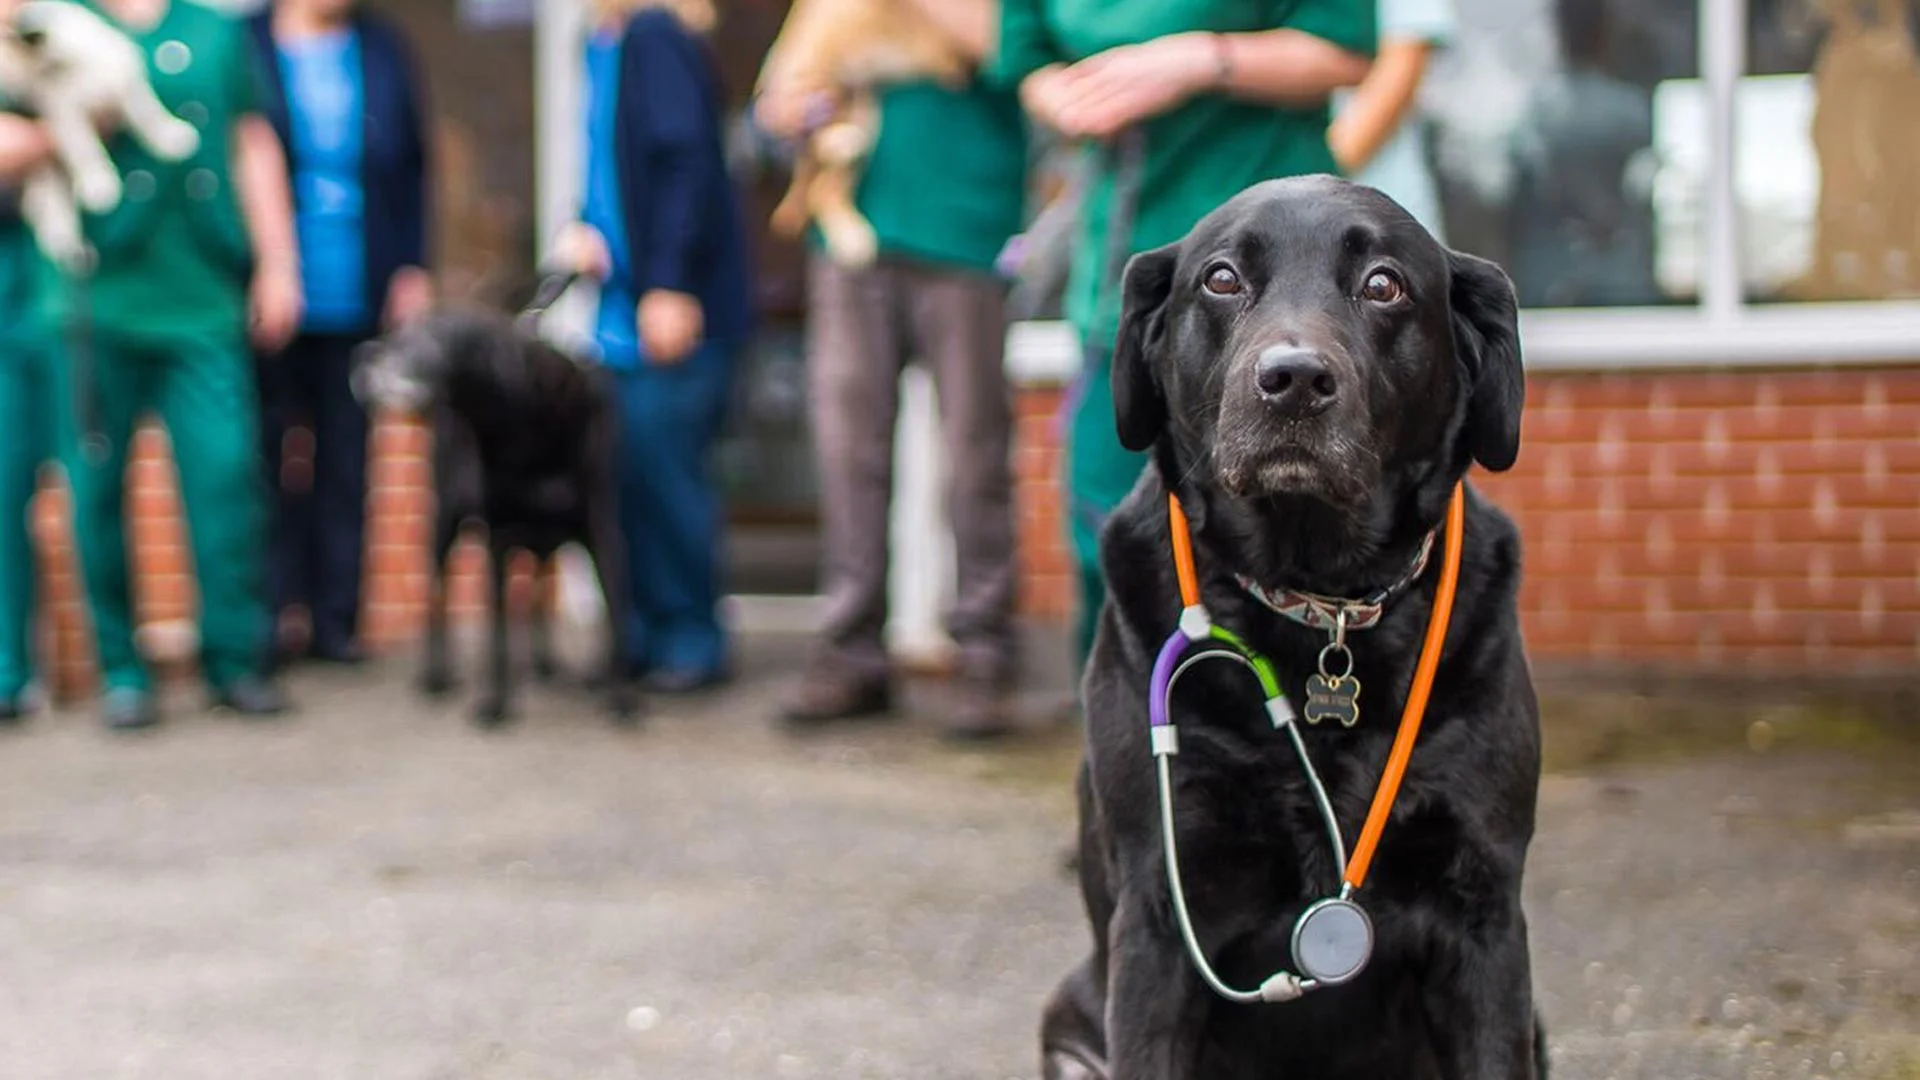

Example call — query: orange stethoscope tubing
[1161,481,1466,892]
[1343,481,1464,890]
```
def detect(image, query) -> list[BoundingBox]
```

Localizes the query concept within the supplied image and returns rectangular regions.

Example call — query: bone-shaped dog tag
[1303,674,1361,727]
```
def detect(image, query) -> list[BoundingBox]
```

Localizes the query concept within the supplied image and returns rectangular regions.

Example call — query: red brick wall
[38,415,543,700]
[29,364,1920,697]
[1009,366,1920,674]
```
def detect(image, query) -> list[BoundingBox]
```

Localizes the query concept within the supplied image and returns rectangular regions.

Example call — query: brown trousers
[806,254,1018,682]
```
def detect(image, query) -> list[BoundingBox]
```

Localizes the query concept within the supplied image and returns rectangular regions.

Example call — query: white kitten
[0,0,200,269]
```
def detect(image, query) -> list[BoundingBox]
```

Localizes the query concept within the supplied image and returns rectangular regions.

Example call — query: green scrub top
[989,0,1376,348]
[855,82,1029,276]
[0,91,47,348]
[42,0,262,346]
[0,201,45,349]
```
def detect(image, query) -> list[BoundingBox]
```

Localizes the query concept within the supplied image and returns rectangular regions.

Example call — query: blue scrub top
[279,28,369,332]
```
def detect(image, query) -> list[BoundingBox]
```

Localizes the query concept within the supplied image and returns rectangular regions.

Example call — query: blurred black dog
[1042,177,1544,1079]
[353,281,639,727]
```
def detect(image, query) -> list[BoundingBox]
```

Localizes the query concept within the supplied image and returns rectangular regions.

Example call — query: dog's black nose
[1254,346,1337,414]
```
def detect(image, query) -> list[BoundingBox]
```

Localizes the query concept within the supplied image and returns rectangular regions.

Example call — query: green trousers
[1065,341,1148,667]
[0,337,51,699]
[57,330,271,692]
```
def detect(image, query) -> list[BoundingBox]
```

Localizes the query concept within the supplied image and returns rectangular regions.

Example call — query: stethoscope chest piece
[1291,897,1373,986]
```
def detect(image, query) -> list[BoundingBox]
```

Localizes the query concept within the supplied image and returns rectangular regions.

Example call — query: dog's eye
[1361,270,1405,304]
[1203,264,1242,296]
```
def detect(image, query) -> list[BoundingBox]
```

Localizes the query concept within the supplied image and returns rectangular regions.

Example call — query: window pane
[1425,0,1702,307]
[1744,0,1920,301]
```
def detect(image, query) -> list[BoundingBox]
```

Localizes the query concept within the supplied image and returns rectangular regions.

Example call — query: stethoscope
[1147,484,1465,1004]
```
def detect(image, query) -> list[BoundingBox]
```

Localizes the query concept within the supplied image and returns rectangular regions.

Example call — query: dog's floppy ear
[1112,243,1179,452]
[1447,249,1526,472]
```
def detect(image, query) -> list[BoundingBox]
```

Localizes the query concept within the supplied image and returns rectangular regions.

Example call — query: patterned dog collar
[1235,528,1439,632]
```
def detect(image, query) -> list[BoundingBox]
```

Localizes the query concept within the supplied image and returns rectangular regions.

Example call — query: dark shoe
[102,688,161,732]
[211,676,291,718]
[779,666,893,728]
[646,667,731,695]
[0,694,28,726]
[308,639,367,666]
[942,676,1016,743]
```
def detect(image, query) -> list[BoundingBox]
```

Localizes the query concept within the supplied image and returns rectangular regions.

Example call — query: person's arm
[623,15,713,363]
[1042,0,1375,140]
[384,24,434,327]
[234,113,302,349]
[229,22,301,350]
[0,113,55,183]
[1326,36,1435,173]
[1208,27,1372,104]
[899,0,994,62]
[1047,28,1370,140]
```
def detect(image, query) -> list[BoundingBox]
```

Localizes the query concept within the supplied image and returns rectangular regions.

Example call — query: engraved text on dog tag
[1303,674,1361,727]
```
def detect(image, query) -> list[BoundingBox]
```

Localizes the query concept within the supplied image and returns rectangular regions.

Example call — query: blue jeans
[613,341,736,677]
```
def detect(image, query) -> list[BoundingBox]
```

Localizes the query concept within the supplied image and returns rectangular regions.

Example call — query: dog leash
[514,267,583,329]
[1148,482,1465,1002]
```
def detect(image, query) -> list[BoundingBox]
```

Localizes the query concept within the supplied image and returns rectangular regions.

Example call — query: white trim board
[1001,308,1920,387]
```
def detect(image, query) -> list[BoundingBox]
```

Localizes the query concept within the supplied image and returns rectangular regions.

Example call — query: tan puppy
[0,0,200,269]
[756,0,969,267]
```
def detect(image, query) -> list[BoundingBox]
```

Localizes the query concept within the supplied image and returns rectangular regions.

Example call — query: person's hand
[1051,33,1220,140]
[383,265,434,330]
[553,222,612,281]
[1018,63,1074,131]
[754,82,835,139]
[250,258,303,352]
[638,289,703,365]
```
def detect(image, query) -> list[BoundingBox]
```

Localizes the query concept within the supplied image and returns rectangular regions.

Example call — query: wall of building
[31,363,1918,698]
[1009,365,1920,673]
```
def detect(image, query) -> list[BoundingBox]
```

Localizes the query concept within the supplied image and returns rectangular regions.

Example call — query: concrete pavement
[2,631,1917,1079]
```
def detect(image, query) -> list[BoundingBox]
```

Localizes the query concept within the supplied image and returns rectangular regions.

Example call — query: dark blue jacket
[247,10,429,326]
[608,11,753,345]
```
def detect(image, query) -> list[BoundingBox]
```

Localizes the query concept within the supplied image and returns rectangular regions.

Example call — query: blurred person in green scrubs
[1,0,302,731]
[0,110,55,725]
[988,0,1377,666]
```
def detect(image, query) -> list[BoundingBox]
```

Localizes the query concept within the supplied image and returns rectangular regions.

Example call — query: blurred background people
[552,0,752,695]
[250,0,432,668]
[990,0,1375,667]
[755,0,1028,741]
[26,0,301,730]
[1328,0,1453,239]
[0,111,53,724]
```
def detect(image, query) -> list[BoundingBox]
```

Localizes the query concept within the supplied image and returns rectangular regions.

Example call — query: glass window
[1743,0,1920,302]
[1425,0,1702,307]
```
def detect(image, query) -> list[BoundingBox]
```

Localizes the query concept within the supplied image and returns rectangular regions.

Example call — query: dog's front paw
[822,217,879,269]
[1042,1049,1106,1080]
[145,119,200,162]
[72,168,122,214]
[470,696,514,729]
[812,122,872,166]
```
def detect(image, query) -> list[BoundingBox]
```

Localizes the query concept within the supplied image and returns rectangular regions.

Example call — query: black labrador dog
[352,303,639,728]
[1042,176,1545,1079]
